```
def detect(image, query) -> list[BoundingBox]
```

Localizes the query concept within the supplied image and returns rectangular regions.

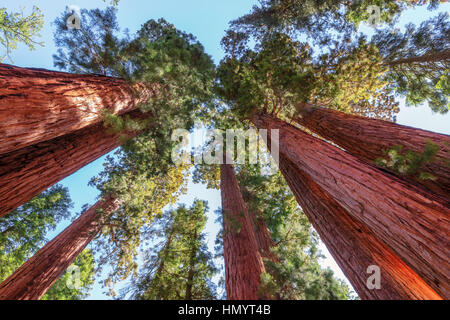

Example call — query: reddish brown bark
[295,104,450,199]
[252,113,450,298]
[280,155,442,300]
[0,110,144,218]
[221,163,267,300]
[248,209,276,262]
[238,181,276,261]
[0,64,155,156]
[0,197,120,300]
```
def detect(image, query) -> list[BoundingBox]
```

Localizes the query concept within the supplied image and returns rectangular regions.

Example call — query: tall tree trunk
[385,50,450,67]
[279,154,441,300]
[185,229,198,300]
[0,196,120,300]
[295,103,450,199]
[247,209,276,262]
[252,113,450,298]
[238,181,276,262]
[0,64,155,156]
[0,110,144,218]
[221,163,267,300]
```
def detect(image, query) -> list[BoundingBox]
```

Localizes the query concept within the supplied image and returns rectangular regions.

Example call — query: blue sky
[2,0,449,299]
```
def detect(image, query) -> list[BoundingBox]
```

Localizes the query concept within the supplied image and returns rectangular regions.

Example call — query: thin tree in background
[0,185,95,300]
[236,165,352,300]
[125,201,217,300]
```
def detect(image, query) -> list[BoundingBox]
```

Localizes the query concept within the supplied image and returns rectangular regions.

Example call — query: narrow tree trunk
[238,180,276,261]
[185,229,198,300]
[252,113,450,298]
[0,196,120,300]
[0,110,144,218]
[279,154,441,300]
[221,163,267,300]
[385,50,450,67]
[295,103,450,199]
[0,64,155,156]
[248,209,276,262]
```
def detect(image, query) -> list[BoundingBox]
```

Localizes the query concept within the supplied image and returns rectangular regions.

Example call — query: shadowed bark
[0,110,145,218]
[280,154,442,300]
[295,103,450,199]
[221,163,267,300]
[0,64,155,156]
[0,197,120,300]
[252,113,450,298]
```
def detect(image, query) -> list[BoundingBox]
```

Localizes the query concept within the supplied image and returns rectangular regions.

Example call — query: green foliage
[344,0,442,26]
[236,165,351,300]
[0,186,95,299]
[372,13,450,113]
[231,0,353,46]
[232,0,441,37]
[54,9,215,170]
[0,186,72,279]
[42,249,96,300]
[53,9,216,295]
[123,201,217,300]
[53,7,124,76]
[230,0,447,115]
[375,141,440,180]
[217,31,398,121]
[0,6,44,61]
[90,163,190,295]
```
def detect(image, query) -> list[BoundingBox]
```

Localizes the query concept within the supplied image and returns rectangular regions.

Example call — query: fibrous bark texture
[221,164,267,300]
[280,154,442,300]
[0,197,120,300]
[0,110,143,217]
[0,63,154,156]
[253,113,450,298]
[295,104,450,199]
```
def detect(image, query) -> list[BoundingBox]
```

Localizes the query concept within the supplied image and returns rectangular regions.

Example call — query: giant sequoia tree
[0,11,215,299]
[295,103,450,199]
[220,162,267,300]
[252,114,449,298]
[0,186,96,300]
[216,10,449,298]
[236,165,351,300]
[0,8,214,217]
[279,155,441,300]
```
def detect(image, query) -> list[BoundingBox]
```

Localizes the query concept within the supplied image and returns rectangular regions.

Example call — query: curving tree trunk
[252,113,450,298]
[0,196,120,300]
[221,163,267,300]
[295,103,450,199]
[0,110,144,218]
[0,63,155,156]
[280,154,441,300]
